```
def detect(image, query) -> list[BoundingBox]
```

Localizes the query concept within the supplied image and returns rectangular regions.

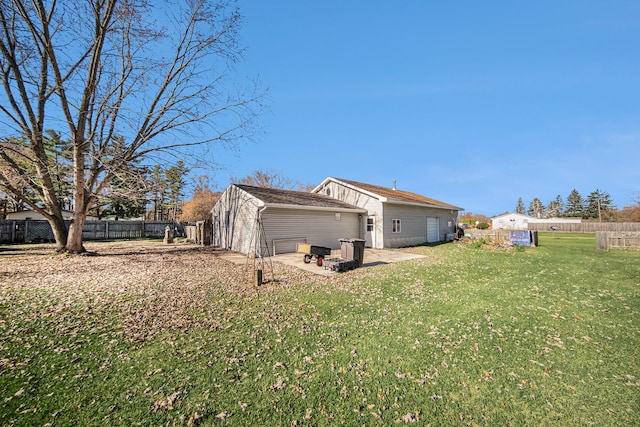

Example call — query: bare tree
[231,169,300,190]
[0,0,263,252]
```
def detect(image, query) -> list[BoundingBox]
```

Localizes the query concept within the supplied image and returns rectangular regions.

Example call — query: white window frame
[392,218,401,233]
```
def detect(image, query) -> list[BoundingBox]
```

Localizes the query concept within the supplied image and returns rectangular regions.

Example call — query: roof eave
[385,199,463,211]
[262,203,367,213]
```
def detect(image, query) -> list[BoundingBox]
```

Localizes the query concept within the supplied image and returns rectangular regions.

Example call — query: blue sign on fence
[509,230,531,246]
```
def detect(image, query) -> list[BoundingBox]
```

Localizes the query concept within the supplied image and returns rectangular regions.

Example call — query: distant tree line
[1,167,311,224]
[0,145,191,222]
[514,189,640,222]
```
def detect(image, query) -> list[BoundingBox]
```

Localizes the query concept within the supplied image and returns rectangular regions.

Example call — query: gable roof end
[316,177,463,210]
[236,184,365,211]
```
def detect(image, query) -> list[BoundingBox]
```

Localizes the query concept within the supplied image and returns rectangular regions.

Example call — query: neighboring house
[5,209,98,221]
[492,213,582,230]
[313,177,463,248]
[211,184,366,255]
[491,213,533,230]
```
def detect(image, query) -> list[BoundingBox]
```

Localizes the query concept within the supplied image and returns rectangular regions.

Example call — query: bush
[469,238,486,249]
[477,222,489,229]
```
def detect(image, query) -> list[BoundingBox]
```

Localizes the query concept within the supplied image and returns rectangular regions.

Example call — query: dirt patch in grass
[0,241,440,343]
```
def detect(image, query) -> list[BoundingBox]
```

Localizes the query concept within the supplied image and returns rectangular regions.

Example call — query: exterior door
[427,217,439,243]
[365,216,375,248]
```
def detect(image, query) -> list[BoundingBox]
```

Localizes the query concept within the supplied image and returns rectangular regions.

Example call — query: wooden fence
[185,221,212,245]
[464,229,538,246]
[527,222,640,233]
[596,231,640,250]
[0,220,183,244]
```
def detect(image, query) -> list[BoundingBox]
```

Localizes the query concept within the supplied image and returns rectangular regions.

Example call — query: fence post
[595,231,608,251]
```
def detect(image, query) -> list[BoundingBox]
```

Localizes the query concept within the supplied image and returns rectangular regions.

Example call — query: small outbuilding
[211,184,366,256]
[492,213,582,230]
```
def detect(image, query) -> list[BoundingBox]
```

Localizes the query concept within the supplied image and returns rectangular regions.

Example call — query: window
[367,217,374,232]
[392,219,401,233]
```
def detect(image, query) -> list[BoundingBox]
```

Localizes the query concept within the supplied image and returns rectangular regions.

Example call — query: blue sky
[210,1,640,216]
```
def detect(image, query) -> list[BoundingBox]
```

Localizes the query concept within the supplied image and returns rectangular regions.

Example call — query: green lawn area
[1,234,639,426]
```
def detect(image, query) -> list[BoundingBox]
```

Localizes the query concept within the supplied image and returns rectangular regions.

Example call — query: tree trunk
[49,215,69,252]
[66,212,87,253]
[66,142,88,253]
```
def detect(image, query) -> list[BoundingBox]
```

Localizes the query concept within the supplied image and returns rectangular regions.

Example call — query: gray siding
[382,204,458,248]
[211,186,260,254]
[212,184,363,255]
[261,208,362,254]
[316,178,460,248]
[316,181,385,248]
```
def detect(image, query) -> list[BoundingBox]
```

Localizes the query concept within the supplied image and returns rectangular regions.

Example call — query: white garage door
[427,217,439,243]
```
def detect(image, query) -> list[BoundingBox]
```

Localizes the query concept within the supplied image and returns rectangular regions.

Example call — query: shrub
[477,222,489,229]
[469,238,486,248]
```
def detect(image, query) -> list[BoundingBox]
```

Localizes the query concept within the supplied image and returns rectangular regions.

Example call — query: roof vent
[392,180,397,190]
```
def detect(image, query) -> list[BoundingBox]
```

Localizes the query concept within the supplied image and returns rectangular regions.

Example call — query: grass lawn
[1,234,639,426]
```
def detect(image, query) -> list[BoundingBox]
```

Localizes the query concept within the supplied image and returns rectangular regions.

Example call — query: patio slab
[220,248,425,276]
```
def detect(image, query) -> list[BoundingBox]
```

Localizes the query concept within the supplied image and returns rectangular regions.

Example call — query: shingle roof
[237,185,363,210]
[335,178,462,210]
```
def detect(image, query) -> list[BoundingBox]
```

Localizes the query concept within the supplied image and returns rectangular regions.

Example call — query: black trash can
[339,238,365,267]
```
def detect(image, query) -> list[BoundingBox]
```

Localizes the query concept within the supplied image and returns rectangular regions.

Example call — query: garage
[211,184,366,256]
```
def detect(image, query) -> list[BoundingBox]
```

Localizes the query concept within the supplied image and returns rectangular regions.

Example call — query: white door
[365,216,375,248]
[427,217,439,243]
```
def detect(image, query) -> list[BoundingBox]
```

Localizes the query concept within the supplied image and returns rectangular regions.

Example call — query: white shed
[492,213,583,230]
[492,213,535,230]
[211,184,366,255]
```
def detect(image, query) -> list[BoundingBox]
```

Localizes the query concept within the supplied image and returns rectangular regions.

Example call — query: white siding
[492,213,531,230]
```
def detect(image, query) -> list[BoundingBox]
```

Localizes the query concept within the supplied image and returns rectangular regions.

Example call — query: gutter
[261,203,367,214]
[385,199,464,211]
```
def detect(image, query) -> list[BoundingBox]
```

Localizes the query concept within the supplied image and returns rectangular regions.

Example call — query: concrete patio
[220,248,425,276]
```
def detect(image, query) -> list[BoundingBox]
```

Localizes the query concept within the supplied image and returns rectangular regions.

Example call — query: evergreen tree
[585,189,615,221]
[165,161,189,221]
[515,197,525,214]
[148,165,168,220]
[527,198,545,218]
[564,189,584,218]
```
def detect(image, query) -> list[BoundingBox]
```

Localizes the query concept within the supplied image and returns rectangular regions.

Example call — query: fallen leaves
[152,391,179,412]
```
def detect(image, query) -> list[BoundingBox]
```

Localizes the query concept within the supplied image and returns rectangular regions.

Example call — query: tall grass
[1,234,638,426]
